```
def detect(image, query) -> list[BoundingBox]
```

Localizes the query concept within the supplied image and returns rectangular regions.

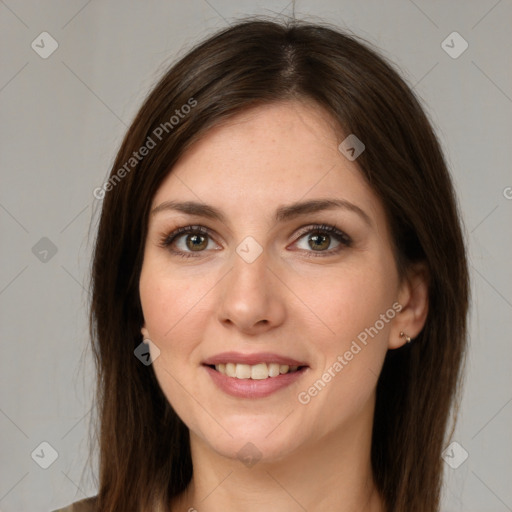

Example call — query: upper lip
[202,351,308,367]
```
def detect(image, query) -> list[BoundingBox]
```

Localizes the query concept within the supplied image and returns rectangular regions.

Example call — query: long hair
[89,19,469,512]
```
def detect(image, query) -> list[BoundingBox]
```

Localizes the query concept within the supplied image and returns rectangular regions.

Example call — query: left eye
[292,224,352,255]
[295,231,339,251]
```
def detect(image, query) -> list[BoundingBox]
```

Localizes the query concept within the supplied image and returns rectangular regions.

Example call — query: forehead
[151,100,385,226]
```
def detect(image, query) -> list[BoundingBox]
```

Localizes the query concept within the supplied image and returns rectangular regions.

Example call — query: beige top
[52,496,98,512]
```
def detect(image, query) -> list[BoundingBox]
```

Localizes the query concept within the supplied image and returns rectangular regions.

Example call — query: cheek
[292,255,396,412]
[297,258,396,347]
[139,265,210,420]
[139,264,211,345]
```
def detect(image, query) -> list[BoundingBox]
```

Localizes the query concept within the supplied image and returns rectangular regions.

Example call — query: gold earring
[399,331,412,344]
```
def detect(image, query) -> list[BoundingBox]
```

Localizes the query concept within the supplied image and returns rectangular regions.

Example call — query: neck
[171,397,384,512]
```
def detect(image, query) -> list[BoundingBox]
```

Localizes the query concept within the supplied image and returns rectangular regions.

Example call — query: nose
[216,247,286,335]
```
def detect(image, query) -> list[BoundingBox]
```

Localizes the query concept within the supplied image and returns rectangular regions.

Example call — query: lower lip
[203,365,308,399]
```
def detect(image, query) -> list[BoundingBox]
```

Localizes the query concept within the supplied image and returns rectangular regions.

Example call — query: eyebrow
[151,198,372,227]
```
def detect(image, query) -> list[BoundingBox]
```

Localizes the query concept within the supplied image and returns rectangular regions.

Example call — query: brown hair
[89,18,469,512]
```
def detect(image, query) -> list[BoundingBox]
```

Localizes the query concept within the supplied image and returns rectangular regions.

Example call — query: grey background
[0,1,511,511]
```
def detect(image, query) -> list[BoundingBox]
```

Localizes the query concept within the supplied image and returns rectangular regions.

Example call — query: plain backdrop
[0,1,511,511]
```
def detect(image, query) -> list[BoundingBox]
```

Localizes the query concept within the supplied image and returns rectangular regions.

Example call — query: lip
[203,365,309,399]
[202,351,308,367]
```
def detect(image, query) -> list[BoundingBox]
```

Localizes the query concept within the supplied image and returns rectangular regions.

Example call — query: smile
[202,351,309,398]
[211,362,303,379]
[202,362,308,399]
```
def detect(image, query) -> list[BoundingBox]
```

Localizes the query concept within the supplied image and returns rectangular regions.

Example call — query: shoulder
[51,495,98,512]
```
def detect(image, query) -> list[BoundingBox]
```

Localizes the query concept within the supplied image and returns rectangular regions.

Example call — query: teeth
[225,363,236,377]
[251,363,268,380]
[268,363,280,377]
[214,362,302,379]
[236,364,251,379]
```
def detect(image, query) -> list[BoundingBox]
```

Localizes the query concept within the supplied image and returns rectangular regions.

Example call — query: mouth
[201,352,309,398]
[205,362,307,380]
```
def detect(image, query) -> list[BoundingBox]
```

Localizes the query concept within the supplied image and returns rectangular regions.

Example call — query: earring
[399,331,412,344]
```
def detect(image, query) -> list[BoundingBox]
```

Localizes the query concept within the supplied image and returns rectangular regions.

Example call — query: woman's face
[139,100,407,462]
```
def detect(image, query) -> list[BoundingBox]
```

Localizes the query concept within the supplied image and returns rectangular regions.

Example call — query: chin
[197,418,307,466]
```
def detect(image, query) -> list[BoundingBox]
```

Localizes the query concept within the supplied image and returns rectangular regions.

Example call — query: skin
[139,100,429,512]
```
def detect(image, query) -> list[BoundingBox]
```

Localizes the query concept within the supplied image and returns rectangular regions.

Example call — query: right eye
[159,225,221,258]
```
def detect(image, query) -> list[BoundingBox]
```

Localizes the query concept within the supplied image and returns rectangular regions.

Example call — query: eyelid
[160,224,212,245]
[291,223,351,245]
[159,225,221,255]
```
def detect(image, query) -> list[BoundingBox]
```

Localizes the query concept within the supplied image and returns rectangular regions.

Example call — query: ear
[141,325,150,339]
[388,262,430,349]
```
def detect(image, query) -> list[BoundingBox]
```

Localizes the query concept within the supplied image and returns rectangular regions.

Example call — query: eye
[159,225,220,258]
[292,224,352,256]
[159,223,352,259]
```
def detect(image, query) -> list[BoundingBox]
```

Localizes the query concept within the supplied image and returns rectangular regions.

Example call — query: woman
[54,18,469,512]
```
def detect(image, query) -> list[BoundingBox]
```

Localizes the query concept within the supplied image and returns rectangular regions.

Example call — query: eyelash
[158,223,352,259]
